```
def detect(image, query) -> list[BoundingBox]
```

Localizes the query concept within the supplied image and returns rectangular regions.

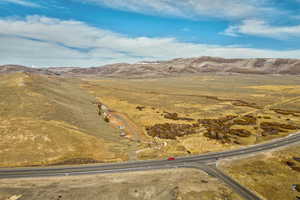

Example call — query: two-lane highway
[1,132,300,178]
[1,132,300,200]
[194,165,262,200]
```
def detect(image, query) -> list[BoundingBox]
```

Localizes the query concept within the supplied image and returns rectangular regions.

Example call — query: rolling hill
[0,72,130,167]
[2,57,300,78]
[0,65,57,75]
[65,57,300,77]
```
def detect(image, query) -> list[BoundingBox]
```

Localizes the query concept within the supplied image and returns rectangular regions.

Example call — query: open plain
[1,72,300,167]
[82,74,300,160]
[2,0,300,198]
[1,63,300,200]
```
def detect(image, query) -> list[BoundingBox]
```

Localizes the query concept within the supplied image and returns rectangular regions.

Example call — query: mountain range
[1,57,300,77]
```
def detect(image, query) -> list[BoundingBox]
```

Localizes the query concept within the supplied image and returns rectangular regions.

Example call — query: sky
[1,0,300,67]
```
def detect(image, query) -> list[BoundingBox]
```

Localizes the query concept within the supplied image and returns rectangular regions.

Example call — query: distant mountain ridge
[0,64,57,75]
[2,57,300,77]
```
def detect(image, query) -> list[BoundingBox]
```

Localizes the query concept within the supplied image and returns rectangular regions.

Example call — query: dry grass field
[220,143,300,200]
[1,73,300,167]
[0,168,242,200]
[0,73,134,167]
[82,75,300,159]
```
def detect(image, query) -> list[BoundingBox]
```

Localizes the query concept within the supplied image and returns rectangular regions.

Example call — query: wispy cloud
[80,0,279,20]
[224,19,300,39]
[80,0,300,40]
[1,15,300,67]
[1,0,41,7]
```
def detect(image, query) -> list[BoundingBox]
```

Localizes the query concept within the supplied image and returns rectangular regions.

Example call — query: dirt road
[98,102,150,160]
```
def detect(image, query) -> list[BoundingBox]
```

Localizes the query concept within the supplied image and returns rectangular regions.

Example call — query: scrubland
[82,75,300,159]
[1,73,300,167]
[220,143,300,200]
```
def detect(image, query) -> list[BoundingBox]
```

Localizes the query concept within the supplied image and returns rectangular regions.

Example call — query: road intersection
[1,132,300,200]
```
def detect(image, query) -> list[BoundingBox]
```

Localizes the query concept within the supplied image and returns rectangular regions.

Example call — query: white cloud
[1,15,300,67]
[81,0,277,20]
[81,0,299,40]
[1,0,40,7]
[224,19,300,39]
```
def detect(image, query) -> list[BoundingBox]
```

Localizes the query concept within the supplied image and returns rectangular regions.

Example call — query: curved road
[1,132,300,200]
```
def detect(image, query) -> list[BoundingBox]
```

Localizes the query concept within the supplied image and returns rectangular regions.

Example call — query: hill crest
[2,56,300,77]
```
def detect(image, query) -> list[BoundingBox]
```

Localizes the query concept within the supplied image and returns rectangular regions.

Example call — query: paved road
[1,132,300,200]
[196,165,262,200]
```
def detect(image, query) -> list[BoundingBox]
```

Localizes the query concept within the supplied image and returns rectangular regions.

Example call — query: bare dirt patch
[0,169,242,200]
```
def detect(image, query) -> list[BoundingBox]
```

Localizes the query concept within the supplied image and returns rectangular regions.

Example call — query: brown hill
[66,57,300,77]
[0,65,57,75]
[2,57,300,77]
[47,67,79,73]
[0,72,129,167]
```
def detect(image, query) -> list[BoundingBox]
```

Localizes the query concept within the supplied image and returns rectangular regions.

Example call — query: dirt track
[98,103,151,160]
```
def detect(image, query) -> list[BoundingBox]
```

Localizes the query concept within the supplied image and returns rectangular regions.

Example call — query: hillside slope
[66,57,300,77]
[3,57,300,78]
[0,65,57,75]
[0,73,129,167]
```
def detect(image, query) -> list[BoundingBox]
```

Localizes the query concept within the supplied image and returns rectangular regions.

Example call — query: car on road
[167,157,175,161]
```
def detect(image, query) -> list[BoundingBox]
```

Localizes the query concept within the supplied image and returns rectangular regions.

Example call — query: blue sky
[1,0,300,67]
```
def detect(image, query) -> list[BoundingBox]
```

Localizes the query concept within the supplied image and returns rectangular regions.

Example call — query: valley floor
[1,73,300,167]
[82,74,300,160]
